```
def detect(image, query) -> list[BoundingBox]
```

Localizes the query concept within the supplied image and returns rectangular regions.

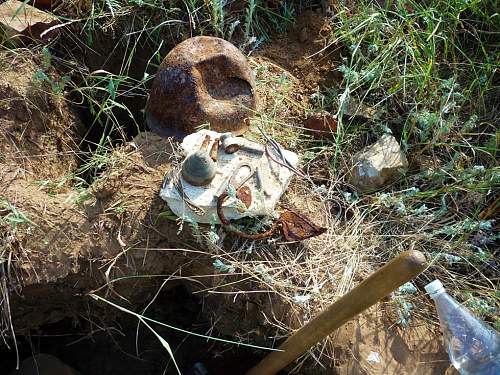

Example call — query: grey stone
[350,134,408,192]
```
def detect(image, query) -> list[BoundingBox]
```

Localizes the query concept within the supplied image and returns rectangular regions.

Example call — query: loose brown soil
[0,51,83,182]
[0,10,457,375]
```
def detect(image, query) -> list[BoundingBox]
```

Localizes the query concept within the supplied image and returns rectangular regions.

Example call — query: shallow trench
[2,284,274,375]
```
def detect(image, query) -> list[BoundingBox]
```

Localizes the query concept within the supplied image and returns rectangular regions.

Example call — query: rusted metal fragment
[216,193,232,226]
[146,36,257,139]
[0,0,59,45]
[199,133,211,150]
[216,193,326,241]
[222,136,265,156]
[236,185,252,209]
[222,138,240,154]
[279,210,327,241]
[216,192,279,239]
[209,137,219,162]
[304,112,337,139]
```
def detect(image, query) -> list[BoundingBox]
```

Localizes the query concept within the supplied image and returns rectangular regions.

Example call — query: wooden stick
[245,250,427,375]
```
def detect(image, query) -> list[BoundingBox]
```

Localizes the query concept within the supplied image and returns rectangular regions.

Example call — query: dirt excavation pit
[0,9,460,375]
[0,283,272,374]
[0,47,293,374]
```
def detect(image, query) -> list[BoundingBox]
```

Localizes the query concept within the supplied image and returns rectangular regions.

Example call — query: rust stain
[279,210,327,241]
[236,185,252,209]
[199,134,211,150]
[304,112,337,139]
[209,137,220,161]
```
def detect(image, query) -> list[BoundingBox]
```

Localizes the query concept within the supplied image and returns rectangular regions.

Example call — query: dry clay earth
[0,11,457,375]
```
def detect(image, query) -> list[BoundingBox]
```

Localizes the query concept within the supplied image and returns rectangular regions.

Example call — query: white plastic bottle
[425,279,500,375]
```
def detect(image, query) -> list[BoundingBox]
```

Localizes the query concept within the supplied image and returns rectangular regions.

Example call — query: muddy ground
[0,10,457,375]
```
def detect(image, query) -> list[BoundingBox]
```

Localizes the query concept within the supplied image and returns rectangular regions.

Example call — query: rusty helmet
[145,36,257,139]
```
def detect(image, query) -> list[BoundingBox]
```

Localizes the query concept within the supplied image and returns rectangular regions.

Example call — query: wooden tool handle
[245,250,427,375]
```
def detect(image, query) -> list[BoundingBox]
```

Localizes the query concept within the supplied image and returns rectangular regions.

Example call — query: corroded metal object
[216,190,327,241]
[221,136,265,155]
[181,151,216,186]
[236,185,252,209]
[146,36,257,139]
[160,130,300,224]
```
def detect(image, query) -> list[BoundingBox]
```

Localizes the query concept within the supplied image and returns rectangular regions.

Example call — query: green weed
[0,201,32,231]
[312,0,500,326]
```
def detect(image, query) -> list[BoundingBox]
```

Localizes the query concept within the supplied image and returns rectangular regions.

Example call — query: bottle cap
[425,279,445,296]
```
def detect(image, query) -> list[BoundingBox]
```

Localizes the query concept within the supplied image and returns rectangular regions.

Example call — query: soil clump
[0,51,83,182]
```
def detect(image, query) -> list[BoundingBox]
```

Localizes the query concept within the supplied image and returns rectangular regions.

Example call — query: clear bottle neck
[428,288,446,300]
[425,279,446,299]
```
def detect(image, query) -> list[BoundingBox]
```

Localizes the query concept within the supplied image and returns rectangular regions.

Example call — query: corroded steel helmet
[145,36,257,139]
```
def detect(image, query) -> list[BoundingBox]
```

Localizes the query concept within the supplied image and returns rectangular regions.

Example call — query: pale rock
[350,134,408,192]
[0,0,59,45]
[367,351,381,364]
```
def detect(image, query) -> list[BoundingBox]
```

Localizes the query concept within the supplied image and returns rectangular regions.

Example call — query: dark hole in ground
[54,25,179,146]
[1,285,276,375]
[67,37,172,149]
[53,29,179,183]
